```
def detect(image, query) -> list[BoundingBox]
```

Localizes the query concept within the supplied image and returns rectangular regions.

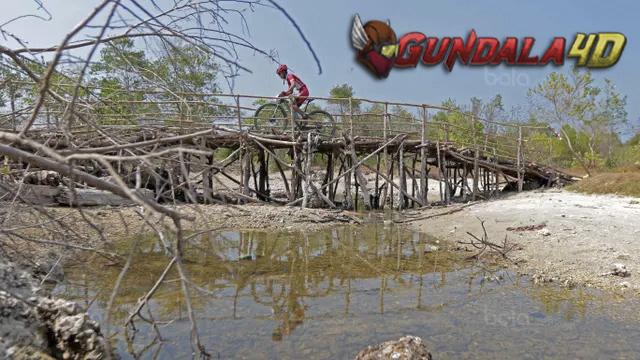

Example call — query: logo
[351,14,399,79]
[350,14,627,78]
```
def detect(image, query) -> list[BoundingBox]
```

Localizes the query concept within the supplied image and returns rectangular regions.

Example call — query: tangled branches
[458,217,519,262]
[0,1,322,358]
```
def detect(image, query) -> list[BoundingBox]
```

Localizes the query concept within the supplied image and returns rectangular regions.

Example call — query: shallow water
[53,224,640,359]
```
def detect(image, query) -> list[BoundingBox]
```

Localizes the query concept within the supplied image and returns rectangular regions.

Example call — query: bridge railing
[1,81,558,177]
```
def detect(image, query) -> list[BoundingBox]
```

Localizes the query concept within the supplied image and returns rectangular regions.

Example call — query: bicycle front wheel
[307,110,337,138]
[253,103,288,134]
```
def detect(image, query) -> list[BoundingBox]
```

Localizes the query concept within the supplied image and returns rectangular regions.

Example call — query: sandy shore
[405,189,640,295]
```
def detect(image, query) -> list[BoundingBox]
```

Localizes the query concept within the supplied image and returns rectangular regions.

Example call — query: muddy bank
[405,189,640,295]
[1,201,364,261]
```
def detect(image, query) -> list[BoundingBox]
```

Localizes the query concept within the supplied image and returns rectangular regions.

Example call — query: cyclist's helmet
[276,64,287,74]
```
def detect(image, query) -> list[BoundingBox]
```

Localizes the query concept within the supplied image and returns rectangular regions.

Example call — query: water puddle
[53,224,640,359]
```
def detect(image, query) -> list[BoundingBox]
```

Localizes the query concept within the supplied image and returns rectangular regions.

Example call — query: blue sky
[3,0,639,137]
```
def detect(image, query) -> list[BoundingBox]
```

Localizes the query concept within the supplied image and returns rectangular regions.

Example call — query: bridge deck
[2,124,579,210]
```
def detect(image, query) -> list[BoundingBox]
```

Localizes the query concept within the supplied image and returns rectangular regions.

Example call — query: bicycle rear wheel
[253,103,288,134]
[307,110,337,137]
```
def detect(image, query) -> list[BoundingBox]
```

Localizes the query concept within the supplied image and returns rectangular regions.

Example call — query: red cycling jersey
[285,73,309,106]
[286,73,307,93]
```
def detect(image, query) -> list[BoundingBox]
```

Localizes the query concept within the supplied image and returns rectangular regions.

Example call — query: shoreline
[403,188,640,296]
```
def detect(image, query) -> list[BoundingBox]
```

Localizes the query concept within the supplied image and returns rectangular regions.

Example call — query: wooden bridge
[0,83,578,210]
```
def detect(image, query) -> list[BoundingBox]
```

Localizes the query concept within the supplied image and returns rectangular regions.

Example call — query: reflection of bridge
[58,225,592,357]
[1,83,579,209]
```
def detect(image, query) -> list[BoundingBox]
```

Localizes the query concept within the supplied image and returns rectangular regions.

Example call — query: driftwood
[0,183,61,206]
[57,188,154,206]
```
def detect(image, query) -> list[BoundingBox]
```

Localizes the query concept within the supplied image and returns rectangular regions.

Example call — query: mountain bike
[253,96,337,137]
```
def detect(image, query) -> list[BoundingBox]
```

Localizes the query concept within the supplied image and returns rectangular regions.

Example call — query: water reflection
[54,225,640,359]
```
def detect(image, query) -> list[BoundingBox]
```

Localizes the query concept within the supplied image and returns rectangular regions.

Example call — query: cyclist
[276,64,309,120]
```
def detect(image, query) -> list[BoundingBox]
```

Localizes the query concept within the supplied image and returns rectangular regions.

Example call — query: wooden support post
[420,106,428,205]
[199,137,211,203]
[493,147,498,195]
[270,150,291,200]
[354,169,359,211]
[464,168,468,197]
[359,161,424,207]
[349,97,354,136]
[236,95,242,130]
[265,152,271,196]
[286,133,402,208]
[258,149,267,201]
[243,147,251,201]
[483,134,490,192]
[398,144,407,209]
[437,141,443,203]
[453,164,459,198]
[375,154,381,209]
[444,125,451,204]
[548,137,553,187]
[389,155,395,209]
[382,102,389,210]
[289,96,299,202]
[346,134,372,210]
[482,168,487,192]
[295,153,303,199]
[289,149,297,202]
[302,133,313,208]
[344,154,352,210]
[179,150,198,204]
[472,116,479,201]
[323,152,333,198]
[250,153,259,197]
[332,156,343,204]
[517,125,523,192]
[206,155,214,204]
[238,147,244,205]
[411,153,417,208]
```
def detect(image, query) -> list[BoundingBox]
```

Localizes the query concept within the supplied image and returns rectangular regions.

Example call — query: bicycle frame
[270,97,313,129]
[254,95,335,136]
[275,96,311,113]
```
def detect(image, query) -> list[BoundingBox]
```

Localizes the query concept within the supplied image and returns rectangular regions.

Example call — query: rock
[23,170,61,187]
[538,229,551,236]
[611,263,631,277]
[424,245,439,253]
[531,273,555,284]
[355,335,432,360]
[619,281,631,288]
[0,262,115,359]
[482,274,503,283]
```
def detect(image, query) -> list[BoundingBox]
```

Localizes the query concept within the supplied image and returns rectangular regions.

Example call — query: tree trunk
[560,128,591,177]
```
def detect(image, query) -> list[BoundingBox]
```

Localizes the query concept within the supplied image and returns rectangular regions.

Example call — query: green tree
[89,38,156,124]
[151,44,229,124]
[354,102,384,137]
[328,83,361,114]
[0,58,29,130]
[527,66,628,172]
[430,98,482,149]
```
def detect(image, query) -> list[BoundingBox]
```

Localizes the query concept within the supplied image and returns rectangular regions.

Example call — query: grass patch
[567,170,640,198]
